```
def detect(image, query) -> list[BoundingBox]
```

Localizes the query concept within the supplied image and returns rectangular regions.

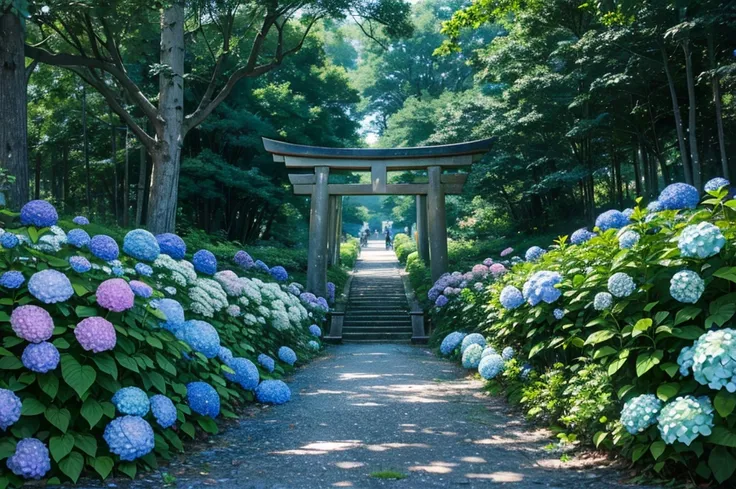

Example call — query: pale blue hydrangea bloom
[608,272,636,298]
[112,387,151,416]
[460,333,486,354]
[501,346,515,361]
[0,388,22,430]
[704,177,730,192]
[224,357,260,390]
[522,271,562,306]
[657,396,714,446]
[255,380,291,405]
[499,285,524,310]
[440,331,466,356]
[677,222,725,259]
[150,394,177,429]
[646,200,664,213]
[553,308,564,320]
[28,269,73,304]
[308,340,320,351]
[69,256,91,273]
[570,228,595,245]
[67,229,91,248]
[622,208,634,219]
[677,346,695,377]
[278,346,297,366]
[103,416,155,461]
[176,320,221,359]
[135,262,153,277]
[525,246,546,262]
[620,394,662,434]
[462,343,483,369]
[618,230,640,250]
[6,438,51,479]
[123,229,160,262]
[670,270,704,304]
[1,232,19,248]
[481,346,497,358]
[186,382,220,418]
[658,183,700,210]
[309,324,322,337]
[595,210,629,231]
[152,298,186,333]
[593,292,613,311]
[681,329,736,392]
[478,354,505,380]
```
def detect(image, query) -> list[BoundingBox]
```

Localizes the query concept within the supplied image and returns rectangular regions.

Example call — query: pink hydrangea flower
[490,263,507,277]
[472,264,489,279]
[11,305,54,343]
[96,278,134,312]
[500,247,514,257]
[75,317,117,353]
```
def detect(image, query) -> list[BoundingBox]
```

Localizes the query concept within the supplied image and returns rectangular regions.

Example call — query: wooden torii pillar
[262,138,494,297]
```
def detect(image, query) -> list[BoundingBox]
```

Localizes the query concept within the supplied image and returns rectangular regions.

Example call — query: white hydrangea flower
[154,254,197,286]
[243,313,258,326]
[188,278,228,317]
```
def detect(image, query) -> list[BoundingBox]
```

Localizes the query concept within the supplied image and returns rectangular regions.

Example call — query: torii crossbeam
[262,137,494,297]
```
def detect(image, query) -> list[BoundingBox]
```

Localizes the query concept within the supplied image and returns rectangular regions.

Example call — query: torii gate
[262,137,494,297]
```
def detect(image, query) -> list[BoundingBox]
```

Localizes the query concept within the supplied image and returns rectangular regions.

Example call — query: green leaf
[708,446,736,483]
[0,356,22,370]
[584,330,615,346]
[81,398,104,429]
[74,305,98,318]
[21,397,46,416]
[656,383,679,401]
[52,337,70,349]
[93,456,114,479]
[114,352,139,373]
[61,355,96,398]
[707,426,736,447]
[706,303,736,329]
[635,350,663,377]
[146,336,163,349]
[593,346,616,359]
[631,443,649,462]
[593,431,607,448]
[92,355,118,380]
[0,439,17,460]
[633,318,652,332]
[715,391,736,418]
[49,434,75,462]
[608,349,630,376]
[180,422,195,439]
[670,325,707,339]
[155,351,177,376]
[38,374,59,402]
[118,461,137,479]
[650,441,666,460]
[714,266,736,283]
[59,451,84,483]
[197,417,218,434]
[675,306,701,325]
[45,405,71,433]
[73,433,97,457]
[528,342,545,358]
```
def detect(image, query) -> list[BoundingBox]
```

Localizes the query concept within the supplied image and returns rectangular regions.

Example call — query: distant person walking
[384,229,392,250]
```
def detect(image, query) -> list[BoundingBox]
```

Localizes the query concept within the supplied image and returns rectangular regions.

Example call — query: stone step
[342,326,413,334]
[342,332,412,342]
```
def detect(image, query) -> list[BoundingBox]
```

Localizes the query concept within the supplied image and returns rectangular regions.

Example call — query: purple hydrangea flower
[309,324,322,337]
[20,200,58,228]
[186,382,220,418]
[278,346,297,365]
[1,232,19,249]
[175,320,221,358]
[11,305,54,343]
[21,342,60,373]
[570,228,595,245]
[193,249,217,275]
[135,262,153,277]
[152,298,185,332]
[74,316,117,353]
[326,282,336,304]
[316,296,329,312]
[255,380,291,405]
[705,177,730,192]
[483,258,493,266]
[156,233,186,260]
[0,271,24,289]
[150,395,177,428]
[269,265,288,282]
[525,246,546,262]
[595,210,629,231]
[234,250,254,270]
[659,183,700,210]
[68,255,91,273]
[67,228,91,248]
[435,295,449,307]
[224,357,260,390]
[258,354,275,373]
[96,278,134,312]
[6,438,51,479]
[72,216,89,226]
[129,280,153,298]
[123,229,160,262]
[112,387,150,416]
[28,269,73,304]
[89,235,119,261]
[0,388,22,430]
[254,260,269,273]
[103,416,155,461]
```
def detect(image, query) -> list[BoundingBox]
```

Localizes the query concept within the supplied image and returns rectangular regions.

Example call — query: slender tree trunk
[111,110,119,223]
[136,145,147,226]
[34,152,41,199]
[682,39,701,190]
[147,2,185,234]
[123,128,129,227]
[82,87,91,210]
[0,11,29,209]
[633,145,642,197]
[661,45,692,185]
[708,32,729,179]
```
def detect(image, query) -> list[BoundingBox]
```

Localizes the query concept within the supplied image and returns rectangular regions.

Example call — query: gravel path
[99,343,652,489]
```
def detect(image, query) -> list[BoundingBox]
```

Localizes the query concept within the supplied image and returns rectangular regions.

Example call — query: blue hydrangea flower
[670,270,704,304]
[620,394,662,434]
[129,280,153,298]
[553,308,564,320]
[0,388,22,430]
[502,346,515,360]
[677,345,695,377]
[234,250,254,270]
[308,340,320,351]
[440,331,466,356]
[67,229,91,248]
[659,183,700,210]
[269,265,288,282]
[153,298,185,333]
[499,286,523,310]
[435,295,449,307]
[156,233,186,260]
[21,342,59,373]
[103,416,155,461]
[6,438,51,479]
[595,210,629,231]
[193,250,217,275]
[622,208,634,219]
[135,262,153,277]
[327,282,336,304]
[522,271,562,306]
[258,354,275,373]
[0,271,24,289]
[20,200,58,228]
[89,235,119,261]
[112,387,151,416]
[520,363,533,380]
[461,333,486,354]
[570,228,595,245]
[647,200,664,213]
[255,380,291,405]
[176,320,221,359]
[68,256,91,274]
[123,229,160,262]
[478,354,505,380]
[705,177,730,192]
[309,324,322,337]
[657,396,713,445]
[525,246,546,262]
[254,260,270,273]
[618,230,640,250]
[593,292,613,311]
[682,329,736,392]
[186,382,220,418]
[481,347,497,358]
[278,346,297,366]
[150,395,177,429]
[72,216,89,226]
[224,357,260,390]
[28,269,73,304]
[218,346,234,364]
[677,222,725,259]
[462,343,483,369]
[111,266,124,277]
[1,232,19,249]
[608,272,636,298]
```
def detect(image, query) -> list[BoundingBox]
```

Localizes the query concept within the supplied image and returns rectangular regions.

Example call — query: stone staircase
[342,242,412,342]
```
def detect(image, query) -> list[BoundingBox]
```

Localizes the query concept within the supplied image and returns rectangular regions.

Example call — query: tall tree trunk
[708,32,729,179]
[111,110,119,223]
[632,145,642,197]
[82,86,91,210]
[147,2,185,234]
[135,144,147,226]
[0,11,29,209]
[661,45,692,185]
[34,152,41,199]
[123,128,129,227]
[682,39,701,191]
